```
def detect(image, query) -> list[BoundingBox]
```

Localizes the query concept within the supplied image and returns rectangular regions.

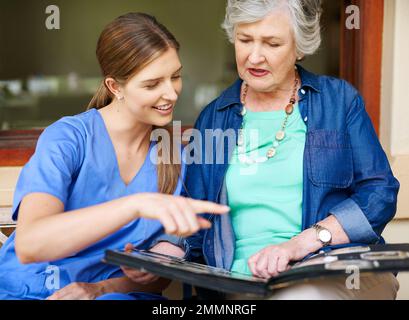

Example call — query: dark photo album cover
[104,244,409,297]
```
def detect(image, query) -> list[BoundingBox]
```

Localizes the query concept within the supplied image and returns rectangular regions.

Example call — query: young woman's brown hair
[87,12,181,195]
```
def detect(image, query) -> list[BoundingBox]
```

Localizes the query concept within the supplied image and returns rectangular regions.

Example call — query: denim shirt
[182,65,400,270]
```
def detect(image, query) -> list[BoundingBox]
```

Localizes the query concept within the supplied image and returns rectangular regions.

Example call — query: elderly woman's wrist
[292,228,323,259]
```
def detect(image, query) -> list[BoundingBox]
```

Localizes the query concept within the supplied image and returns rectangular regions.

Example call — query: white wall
[381,0,409,157]
[381,0,409,218]
[381,0,409,300]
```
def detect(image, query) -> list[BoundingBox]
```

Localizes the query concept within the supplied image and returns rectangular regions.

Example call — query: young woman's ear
[105,77,124,100]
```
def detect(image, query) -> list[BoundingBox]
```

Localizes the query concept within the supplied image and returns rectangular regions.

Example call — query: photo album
[104,244,409,297]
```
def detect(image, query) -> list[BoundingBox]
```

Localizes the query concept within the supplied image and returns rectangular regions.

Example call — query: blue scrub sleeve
[11,120,84,221]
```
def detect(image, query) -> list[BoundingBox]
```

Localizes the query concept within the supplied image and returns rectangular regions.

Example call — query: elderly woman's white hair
[222,0,322,57]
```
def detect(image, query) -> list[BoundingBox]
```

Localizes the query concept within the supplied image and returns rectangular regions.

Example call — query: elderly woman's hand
[247,229,320,279]
[247,241,301,279]
[248,216,350,279]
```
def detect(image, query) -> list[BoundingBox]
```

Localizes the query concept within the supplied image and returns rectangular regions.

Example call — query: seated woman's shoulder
[317,74,359,97]
[39,108,94,145]
[197,80,241,120]
[199,96,221,116]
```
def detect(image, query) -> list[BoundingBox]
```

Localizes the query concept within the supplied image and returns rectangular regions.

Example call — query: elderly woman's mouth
[248,68,270,77]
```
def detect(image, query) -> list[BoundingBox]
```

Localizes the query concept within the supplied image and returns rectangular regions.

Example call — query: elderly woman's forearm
[293,215,350,259]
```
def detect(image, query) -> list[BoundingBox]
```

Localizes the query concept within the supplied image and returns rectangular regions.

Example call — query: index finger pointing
[187,199,230,215]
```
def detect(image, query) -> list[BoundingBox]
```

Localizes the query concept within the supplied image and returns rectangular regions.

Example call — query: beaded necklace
[238,70,299,165]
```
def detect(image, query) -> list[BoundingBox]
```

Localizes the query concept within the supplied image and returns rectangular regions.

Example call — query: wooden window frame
[0,130,43,166]
[0,1,385,166]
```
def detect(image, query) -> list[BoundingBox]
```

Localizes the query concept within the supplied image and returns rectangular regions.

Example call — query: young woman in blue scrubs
[0,13,228,300]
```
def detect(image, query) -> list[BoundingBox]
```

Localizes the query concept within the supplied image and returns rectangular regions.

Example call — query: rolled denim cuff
[330,198,380,244]
[181,238,199,261]
[181,239,191,260]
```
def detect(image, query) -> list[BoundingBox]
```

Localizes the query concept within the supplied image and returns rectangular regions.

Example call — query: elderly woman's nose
[248,46,266,65]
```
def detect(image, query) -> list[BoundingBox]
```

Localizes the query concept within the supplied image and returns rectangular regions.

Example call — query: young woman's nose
[162,81,178,101]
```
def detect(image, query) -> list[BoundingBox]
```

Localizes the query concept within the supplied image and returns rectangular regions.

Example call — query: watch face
[319,229,332,243]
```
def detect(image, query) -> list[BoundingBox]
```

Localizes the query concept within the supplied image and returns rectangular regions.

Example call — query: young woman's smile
[152,103,174,115]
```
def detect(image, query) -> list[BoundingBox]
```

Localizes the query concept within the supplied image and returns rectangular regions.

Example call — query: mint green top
[226,104,306,275]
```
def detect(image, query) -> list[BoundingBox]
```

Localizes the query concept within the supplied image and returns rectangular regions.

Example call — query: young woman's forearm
[100,276,171,295]
[15,194,139,263]
[15,193,227,264]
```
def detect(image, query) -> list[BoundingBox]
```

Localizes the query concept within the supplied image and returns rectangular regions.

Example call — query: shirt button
[301,89,306,95]
[304,116,308,122]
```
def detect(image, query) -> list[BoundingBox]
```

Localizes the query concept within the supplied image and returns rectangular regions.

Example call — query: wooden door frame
[340,0,384,135]
[0,0,385,166]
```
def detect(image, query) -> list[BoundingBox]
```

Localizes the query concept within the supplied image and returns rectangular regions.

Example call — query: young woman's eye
[145,82,159,90]
[171,75,181,81]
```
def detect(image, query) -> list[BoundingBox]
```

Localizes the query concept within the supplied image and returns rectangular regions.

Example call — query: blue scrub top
[0,108,184,300]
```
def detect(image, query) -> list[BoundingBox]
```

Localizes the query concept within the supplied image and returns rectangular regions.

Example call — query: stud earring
[117,96,124,101]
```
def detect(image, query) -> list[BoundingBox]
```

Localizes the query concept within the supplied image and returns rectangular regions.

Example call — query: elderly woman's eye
[269,43,280,48]
[239,39,250,44]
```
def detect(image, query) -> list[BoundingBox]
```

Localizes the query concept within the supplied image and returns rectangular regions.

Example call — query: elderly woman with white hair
[182,0,400,300]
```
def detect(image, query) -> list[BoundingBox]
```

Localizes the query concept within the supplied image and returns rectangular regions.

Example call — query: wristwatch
[312,224,332,247]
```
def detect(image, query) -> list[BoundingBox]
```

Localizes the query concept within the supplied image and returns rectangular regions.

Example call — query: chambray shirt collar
[216,64,321,111]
